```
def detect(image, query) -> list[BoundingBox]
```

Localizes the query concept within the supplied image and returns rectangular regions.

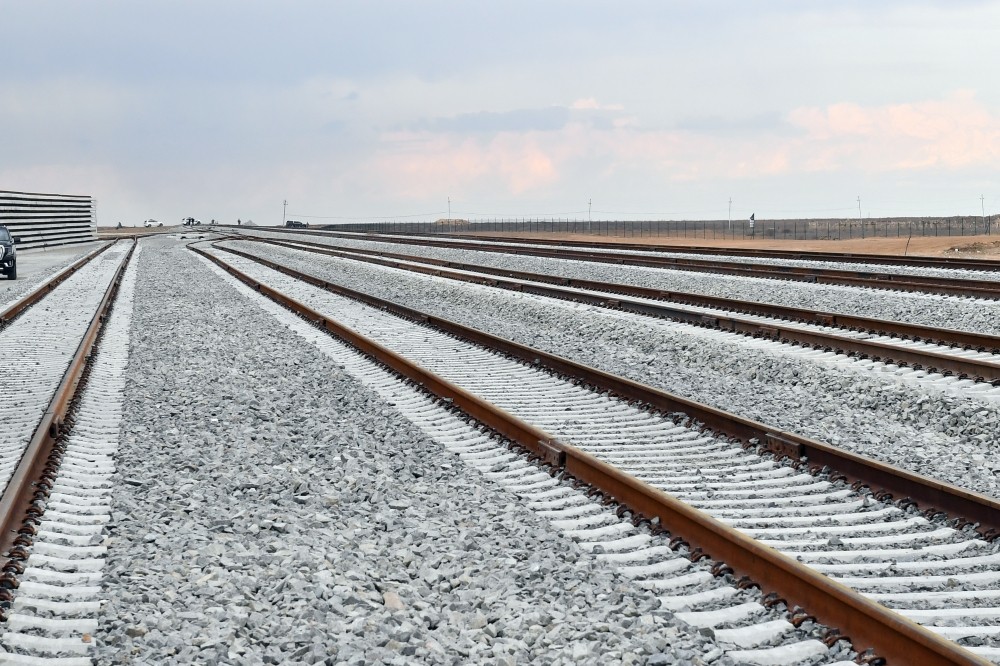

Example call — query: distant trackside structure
[0,189,97,248]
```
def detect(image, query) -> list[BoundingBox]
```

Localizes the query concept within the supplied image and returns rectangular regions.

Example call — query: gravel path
[96,237,727,664]
[223,239,1000,500]
[244,230,1000,336]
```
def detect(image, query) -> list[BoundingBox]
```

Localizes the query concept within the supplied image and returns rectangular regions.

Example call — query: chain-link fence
[330,216,995,239]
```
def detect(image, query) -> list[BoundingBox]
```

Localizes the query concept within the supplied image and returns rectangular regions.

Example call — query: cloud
[410,107,570,134]
[368,132,557,197]
[787,90,1000,170]
[570,98,624,111]
[407,99,633,137]
[364,91,1000,206]
[674,112,788,134]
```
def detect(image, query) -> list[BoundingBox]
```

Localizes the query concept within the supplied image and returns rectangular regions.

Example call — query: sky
[2,1,999,226]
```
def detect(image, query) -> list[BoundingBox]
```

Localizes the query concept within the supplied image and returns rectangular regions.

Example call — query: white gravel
[369,232,1000,281]
[243,230,1000,336]
[96,237,743,665]
[222,239,1000,501]
[0,241,108,312]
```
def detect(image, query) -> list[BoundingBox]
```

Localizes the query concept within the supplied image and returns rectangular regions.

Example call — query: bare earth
[97,225,185,239]
[472,232,1000,260]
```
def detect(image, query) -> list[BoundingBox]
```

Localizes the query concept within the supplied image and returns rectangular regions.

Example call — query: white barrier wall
[0,190,96,248]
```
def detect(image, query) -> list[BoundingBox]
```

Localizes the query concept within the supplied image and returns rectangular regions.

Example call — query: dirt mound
[945,240,1000,256]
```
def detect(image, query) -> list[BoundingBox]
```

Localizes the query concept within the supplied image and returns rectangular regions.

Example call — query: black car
[285,220,308,228]
[0,226,20,280]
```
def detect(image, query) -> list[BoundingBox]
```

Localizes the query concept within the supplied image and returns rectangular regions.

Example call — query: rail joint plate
[764,433,805,460]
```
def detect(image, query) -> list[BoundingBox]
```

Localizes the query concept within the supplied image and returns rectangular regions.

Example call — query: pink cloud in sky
[368,92,1000,201]
[611,90,1000,177]
[370,132,557,198]
[787,90,1000,171]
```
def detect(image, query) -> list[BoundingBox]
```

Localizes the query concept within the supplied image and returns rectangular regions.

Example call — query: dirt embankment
[97,226,182,239]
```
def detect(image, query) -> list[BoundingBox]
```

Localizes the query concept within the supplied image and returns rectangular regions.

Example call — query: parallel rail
[195,240,997,666]
[0,239,136,583]
[403,231,1000,273]
[0,241,113,329]
[238,236,1000,384]
[236,226,1000,299]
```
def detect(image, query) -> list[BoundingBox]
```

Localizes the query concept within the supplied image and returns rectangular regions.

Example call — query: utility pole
[283,199,288,226]
[728,197,732,232]
[857,196,863,239]
[982,194,986,230]
[588,198,592,233]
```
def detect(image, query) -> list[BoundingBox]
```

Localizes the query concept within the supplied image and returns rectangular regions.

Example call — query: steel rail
[212,223,1000,272]
[0,239,136,579]
[235,226,1000,299]
[211,242,1000,538]
[244,236,1000,383]
[0,241,115,329]
[194,241,992,666]
[401,231,1000,273]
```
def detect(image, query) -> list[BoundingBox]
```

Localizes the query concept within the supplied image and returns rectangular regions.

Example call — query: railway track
[0,242,114,329]
[196,248,861,665]
[0,239,136,663]
[230,236,1000,388]
[395,231,1000,273]
[235,226,1000,299]
[194,240,1000,664]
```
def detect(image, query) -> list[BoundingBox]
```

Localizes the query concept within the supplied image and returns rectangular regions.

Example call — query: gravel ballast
[0,241,107,311]
[223,239,1000,500]
[245,230,1000,336]
[97,237,726,664]
[390,234,1000,280]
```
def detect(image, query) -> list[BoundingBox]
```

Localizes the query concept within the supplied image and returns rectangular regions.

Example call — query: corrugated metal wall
[0,190,97,248]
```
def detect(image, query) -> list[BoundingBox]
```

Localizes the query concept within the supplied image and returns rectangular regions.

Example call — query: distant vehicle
[285,220,308,228]
[144,219,158,228]
[182,217,202,226]
[0,225,22,280]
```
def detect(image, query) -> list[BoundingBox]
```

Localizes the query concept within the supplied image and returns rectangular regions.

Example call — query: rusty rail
[194,241,992,665]
[231,226,1000,299]
[401,231,1000,272]
[210,240,1000,537]
[241,236,1000,383]
[0,239,136,578]
[0,241,115,329]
